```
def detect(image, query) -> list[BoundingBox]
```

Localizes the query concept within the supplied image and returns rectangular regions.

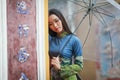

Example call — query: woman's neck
[57,31,68,38]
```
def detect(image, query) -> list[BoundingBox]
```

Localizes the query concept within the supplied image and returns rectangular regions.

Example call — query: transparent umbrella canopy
[49,0,120,79]
[49,0,120,67]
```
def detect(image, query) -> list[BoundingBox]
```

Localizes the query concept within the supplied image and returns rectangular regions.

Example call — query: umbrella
[49,0,120,78]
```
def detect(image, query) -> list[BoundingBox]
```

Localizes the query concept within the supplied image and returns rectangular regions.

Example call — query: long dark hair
[49,9,72,37]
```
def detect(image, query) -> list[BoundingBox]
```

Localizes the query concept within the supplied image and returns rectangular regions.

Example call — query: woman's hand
[51,57,61,71]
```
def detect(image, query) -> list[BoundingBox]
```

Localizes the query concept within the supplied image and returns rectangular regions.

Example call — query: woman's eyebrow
[52,18,57,21]
[48,22,52,24]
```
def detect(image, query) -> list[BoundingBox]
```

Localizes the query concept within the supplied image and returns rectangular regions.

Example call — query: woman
[49,9,83,80]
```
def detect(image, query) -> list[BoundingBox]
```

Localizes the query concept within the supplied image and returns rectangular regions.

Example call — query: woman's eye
[55,19,59,22]
[49,23,52,26]
[49,22,52,26]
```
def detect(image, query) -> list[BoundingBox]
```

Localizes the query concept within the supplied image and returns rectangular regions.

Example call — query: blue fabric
[49,34,83,80]
[49,34,82,59]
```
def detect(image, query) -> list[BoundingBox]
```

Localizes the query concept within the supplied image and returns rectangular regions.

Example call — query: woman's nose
[53,23,58,28]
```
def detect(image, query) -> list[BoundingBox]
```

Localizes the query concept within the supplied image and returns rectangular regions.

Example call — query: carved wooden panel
[7,0,37,79]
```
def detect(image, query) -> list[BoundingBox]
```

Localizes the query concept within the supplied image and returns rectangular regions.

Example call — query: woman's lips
[56,27,60,31]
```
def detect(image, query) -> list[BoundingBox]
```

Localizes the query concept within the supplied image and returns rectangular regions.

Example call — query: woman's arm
[60,36,83,78]
[60,56,83,78]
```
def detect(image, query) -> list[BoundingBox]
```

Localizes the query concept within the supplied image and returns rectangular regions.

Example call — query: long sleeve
[49,34,83,80]
[60,35,83,78]
[60,56,83,78]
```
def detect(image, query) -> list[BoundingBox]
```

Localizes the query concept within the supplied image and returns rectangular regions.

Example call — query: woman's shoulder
[70,34,81,41]
[49,35,54,41]
[70,34,82,48]
[49,35,56,40]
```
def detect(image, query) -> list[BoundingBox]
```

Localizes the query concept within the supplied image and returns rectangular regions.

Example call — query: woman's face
[49,14,64,34]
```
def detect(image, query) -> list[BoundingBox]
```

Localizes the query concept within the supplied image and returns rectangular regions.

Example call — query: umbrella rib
[91,0,97,6]
[66,8,87,20]
[67,0,87,8]
[88,0,91,8]
[73,11,89,33]
[82,10,93,48]
[95,1,109,5]
[94,8,114,68]
[92,9,115,18]
[96,7,115,18]
[82,21,92,48]
[70,7,87,15]
[73,12,89,48]
[61,11,89,54]
[93,12,105,26]
[82,0,89,7]
[94,3,110,8]
[82,26,92,48]
[89,10,93,26]
[74,0,89,4]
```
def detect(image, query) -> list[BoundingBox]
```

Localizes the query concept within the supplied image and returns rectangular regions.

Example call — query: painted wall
[7,0,37,79]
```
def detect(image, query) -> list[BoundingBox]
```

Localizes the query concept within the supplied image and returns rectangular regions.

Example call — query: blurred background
[49,0,120,80]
